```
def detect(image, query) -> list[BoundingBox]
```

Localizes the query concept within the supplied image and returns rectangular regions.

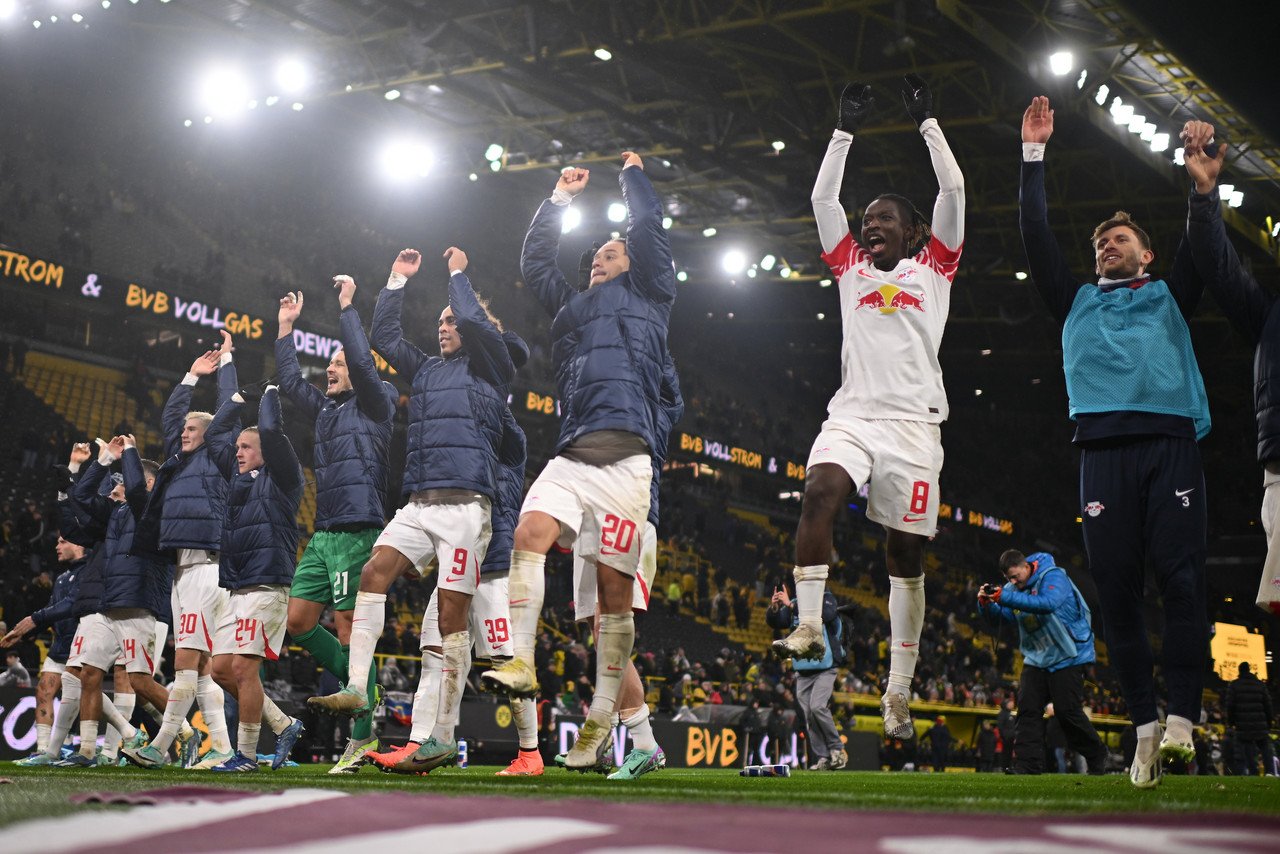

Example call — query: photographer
[767,582,848,770]
[979,550,1107,774]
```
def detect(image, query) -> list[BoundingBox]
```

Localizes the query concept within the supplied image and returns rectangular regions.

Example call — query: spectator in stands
[1226,662,1275,776]
[12,338,26,376]
[20,429,40,469]
[666,578,682,615]
[976,719,998,772]
[0,650,32,687]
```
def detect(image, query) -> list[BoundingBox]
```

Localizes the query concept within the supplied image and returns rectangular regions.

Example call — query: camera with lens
[979,583,1000,597]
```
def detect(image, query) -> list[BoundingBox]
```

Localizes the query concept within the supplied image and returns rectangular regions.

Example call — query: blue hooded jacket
[32,557,86,663]
[481,332,530,576]
[980,551,1095,672]
[520,166,677,456]
[276,304,396,530]
[649,353,684,527]
[205,388,305,589]
[371,270,514,499]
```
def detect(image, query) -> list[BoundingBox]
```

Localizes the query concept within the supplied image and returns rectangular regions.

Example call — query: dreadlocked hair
[873,193,932,256]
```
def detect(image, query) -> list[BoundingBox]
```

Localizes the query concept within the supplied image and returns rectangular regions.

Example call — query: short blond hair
[185,411,214,428]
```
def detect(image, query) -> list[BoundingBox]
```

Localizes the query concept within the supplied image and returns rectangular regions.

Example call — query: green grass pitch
[1,765,1277,828]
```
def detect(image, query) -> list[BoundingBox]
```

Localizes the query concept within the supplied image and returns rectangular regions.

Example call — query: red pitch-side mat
[7,788,1279,854]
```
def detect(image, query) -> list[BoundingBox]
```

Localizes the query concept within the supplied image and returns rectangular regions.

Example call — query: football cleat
[210,751,259,773]
[564,719,615,773]
[176,727,204,769]
[829,748,849,770]
[272,719,305,770]
[365,741,421,772]
[771,623,825,660]
[53,753,96,768]
[880,692,915,740]
[607,746,665,781]
[1130,744,1162,789]
[122,730,148,753]
[122,743,169,769]
[1159,726,1195,765]
[808,756,832,771]
[480,658,539,698]
[496,749,545,777]
[14,752,58,767]
[189,748,236,770]
[329,737,378,775]
[307,687,371,717]
[95,753,120,767]
[391,737,457,774]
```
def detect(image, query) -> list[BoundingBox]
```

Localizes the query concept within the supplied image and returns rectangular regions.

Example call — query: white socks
[888,574,925,695]
[513,697,538,749]
[153,669,197,753]
[622,706,657,752]
[431,631,471,744]
[101,692,138,744]
[588,612,634,727]
[347,592,387,701]
[410,650,444,743]
[237,723,261,759]
[79,720,99,759]
[793,565,829,629]
[36,723,52,755]
[197,674,232,753]
[1165,714,1193,743]
[262,696,292,735]
[49,672,81,757]
[1135,720,1161,763]
[509,551,546,667]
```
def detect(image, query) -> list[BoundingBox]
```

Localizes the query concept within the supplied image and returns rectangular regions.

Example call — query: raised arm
[811,82,879,260]
[335,276,397,423]
[1018,97,1082,324]
[257,386,305,494]
[274,291,327,420]
[162,347,220,456]
[903,75,964,260]
[370,250,429,377]
[213,330,239,410]
[118,440,150,518]
[204,396,244,479]
[519,169,585,318]
[997,569,1072,615]
[619,154,677,305]
[443,247,515,388]
[69,440,125,525]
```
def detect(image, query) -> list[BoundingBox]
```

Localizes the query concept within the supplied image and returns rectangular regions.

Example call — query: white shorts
[40,656,66,677]
[212,586,289,660]
[418,574,514,659]
[68,613,124,671]
[521,453,652,576]
[101,609,159,675]
[572,522,658,620]
[172,560,230,653]
[375,495,492,595]
[806,416,943,536]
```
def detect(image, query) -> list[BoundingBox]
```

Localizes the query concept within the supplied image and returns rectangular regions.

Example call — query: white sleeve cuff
[1022,142,1046,162]
[918,117,940,134]
[97,447,119,466]
[182,373,199,386]
[231,392,245,404]
[218,352,233,367]
[67,461,82,474]
[386,271,407,291]
[831,129,854,142]
[550,188,574,206]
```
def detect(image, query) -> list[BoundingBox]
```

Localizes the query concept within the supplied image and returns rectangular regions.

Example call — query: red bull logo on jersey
[854,284,926,315]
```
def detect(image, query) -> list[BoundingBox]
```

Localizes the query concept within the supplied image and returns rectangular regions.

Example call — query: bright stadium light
[1173,147,1186,165]
[1015,271,1028,281]
[1150,132,1170,152]
[1229,190,1244,208]
[780,266,792,279]
[484,143,504,162]
[384,89,401,101]
[265,95,279,107]
[1076,69,1088,90]
[1049,51,1073,76]
[1272,221,1280,238]
[102,0,111,8]
[702,227,717,238]
[1110,98,1133,124]
[560,206,581,234]
[771,140,785,152]
[746,268,757,278]
[594,47,612,61]
[380,140,434,179]
[721,249,747,275]
[32,19,41,28]
[200,67,252,117]
[489,160,501,172]
[1219,184,1235,199]
[676,270,688,282]
[819,278,832,287]
[661,216,673,229]
[1094,84,1110,106]
[1127,115,1147,134]
[2,0,23,19]
[276,58,308,94]
[71,13,83,23]
[291,102,304,111]
[468,172,478,182]
[607,202,626,223]
[759,254,776,271]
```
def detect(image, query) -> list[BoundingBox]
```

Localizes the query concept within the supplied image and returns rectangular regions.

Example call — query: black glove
[577,243,600,291]
[901,73,933,126]
[236,378,275,403]
[837,83,874,133]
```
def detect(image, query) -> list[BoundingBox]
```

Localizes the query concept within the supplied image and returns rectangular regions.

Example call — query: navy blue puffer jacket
[70,452,171,618]
[276,304,396,529]
[520,166,677,456]
[206,388,304,590]
[482,407,527,576]
[371,270,514,499]
[649,352,684,527]
[33,558,86,662]
[135,361,240,553]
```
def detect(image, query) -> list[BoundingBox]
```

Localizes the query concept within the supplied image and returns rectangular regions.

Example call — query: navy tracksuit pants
[1079,435,1208,727]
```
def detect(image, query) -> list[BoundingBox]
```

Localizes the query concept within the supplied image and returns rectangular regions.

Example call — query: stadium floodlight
[484,143,504,162]
[380,140,434,179]
[183,119,192,127]
[661,216,673,229]
[1126,115,1147,134]
[1150,132,1170,152]
[721,249,747,275]
[1272,221,1280,238]
[1076,69,1088,90]
[759,253,777,271]
[746,268,757,278]
[276,58,308,94]
[607,202,627,223]
[819,278,832,287]
[702,226,717,238]
[1110,98,1133,124]
[1229,190,1244,208]
[816,312,825,320]
[560,206,581,234]
[71,13,83,23]
[200,67,252,117]
[1094,84,1109,106]
[1049,51,1073,76]
[265,95,279,107]
[771,140,785,152]
[384,89,401,101]
[1,0,21,18]
[676,270,688,282]
[1173,147,1185,166]
[1015,271,1028,281]
[468,172,478,182]
[594,47,612,61]
[102,0,110,8]
[291,102,304,111]
[780,266,792,279]
[1139,123,1157,141]
[1219,184,1235,199]
[489,160,501,172]
[247,99,258,110]
[203,115,213,124]
[32,19,40,28]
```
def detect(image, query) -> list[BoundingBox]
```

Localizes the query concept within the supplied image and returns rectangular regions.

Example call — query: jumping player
[772,75,964,744]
